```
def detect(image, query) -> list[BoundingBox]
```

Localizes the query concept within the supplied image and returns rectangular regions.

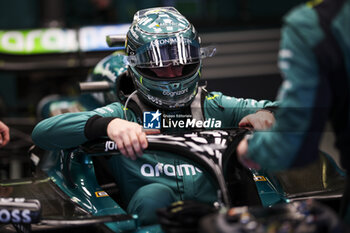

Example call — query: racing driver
[32,7,277,225]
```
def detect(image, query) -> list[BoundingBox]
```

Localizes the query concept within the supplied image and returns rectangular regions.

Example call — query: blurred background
[0,0,314,179]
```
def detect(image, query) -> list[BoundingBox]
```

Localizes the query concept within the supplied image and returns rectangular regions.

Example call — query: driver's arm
[32,103,127,151]
[204,92,278,129]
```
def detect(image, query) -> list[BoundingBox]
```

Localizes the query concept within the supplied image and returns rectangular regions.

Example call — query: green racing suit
[32,87,275,224]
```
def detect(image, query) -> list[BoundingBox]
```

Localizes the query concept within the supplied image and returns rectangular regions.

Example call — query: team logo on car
[143,110,161,129]
[253,175,267,182]
[95,191,109,197]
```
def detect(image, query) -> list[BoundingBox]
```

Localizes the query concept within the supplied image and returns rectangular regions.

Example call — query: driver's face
[150,65,184,78]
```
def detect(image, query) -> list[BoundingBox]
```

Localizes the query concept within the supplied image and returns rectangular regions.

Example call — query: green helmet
[125,7,215,110]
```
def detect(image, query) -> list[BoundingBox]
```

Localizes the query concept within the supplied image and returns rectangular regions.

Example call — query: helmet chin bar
[137,84,198,110]
[130,63,200,110]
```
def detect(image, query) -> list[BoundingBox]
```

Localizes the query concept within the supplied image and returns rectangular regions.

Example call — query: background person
[237,0,350,223]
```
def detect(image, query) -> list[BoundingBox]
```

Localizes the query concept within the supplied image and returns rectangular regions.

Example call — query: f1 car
[0,125,346,233]
[1,37,346,233]
[2,92,347,233]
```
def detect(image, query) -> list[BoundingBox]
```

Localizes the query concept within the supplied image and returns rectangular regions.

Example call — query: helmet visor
[126,36,215,68]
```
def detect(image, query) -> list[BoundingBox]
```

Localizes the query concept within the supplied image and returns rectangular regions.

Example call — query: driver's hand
[0,121,10,147]
[238,110,274,130]
[107,118,158,160]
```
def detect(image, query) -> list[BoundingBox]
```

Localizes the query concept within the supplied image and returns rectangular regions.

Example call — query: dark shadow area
[205,74,282,101]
